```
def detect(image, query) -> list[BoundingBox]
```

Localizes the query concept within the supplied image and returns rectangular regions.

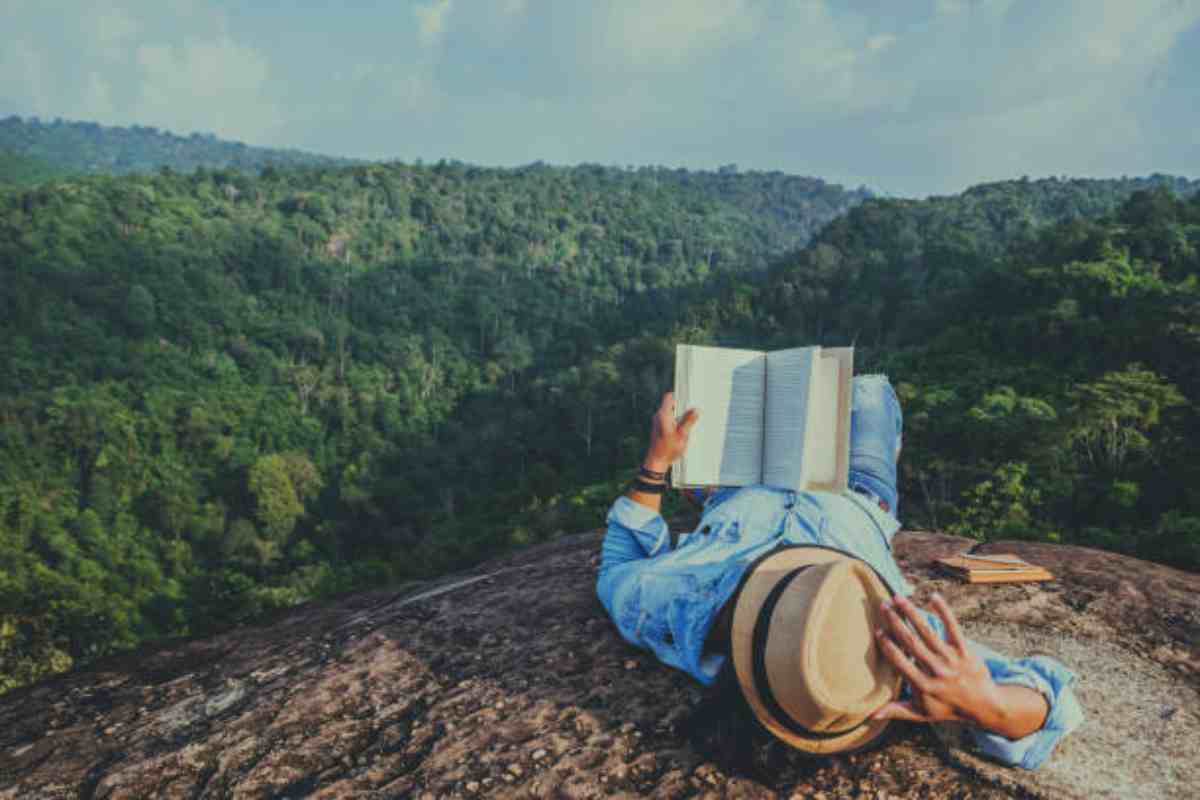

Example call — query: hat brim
[730,545,898,755]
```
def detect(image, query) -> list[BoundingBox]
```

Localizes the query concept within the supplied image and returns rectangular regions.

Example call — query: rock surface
[1,528,1197,799]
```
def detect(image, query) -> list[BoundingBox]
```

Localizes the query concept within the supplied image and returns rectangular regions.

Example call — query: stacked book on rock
[935,553,1054,584]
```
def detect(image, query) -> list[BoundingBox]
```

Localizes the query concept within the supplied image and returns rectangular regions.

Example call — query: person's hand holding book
[645,391,700,472]
[625,392,700,512]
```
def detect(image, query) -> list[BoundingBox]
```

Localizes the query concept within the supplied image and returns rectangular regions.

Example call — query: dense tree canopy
[0,150,70,187]
[760,175,1199,349]
[1,130,1197,696]
[747,187,1200,572]
[0,156,866,692]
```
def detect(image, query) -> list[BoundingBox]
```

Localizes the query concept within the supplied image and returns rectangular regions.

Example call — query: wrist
[642,452,672,474]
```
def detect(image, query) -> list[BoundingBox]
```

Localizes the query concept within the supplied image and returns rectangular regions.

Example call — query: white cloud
[598,0,758,68]
[80,72,116,119]
[1076,0,1196,68]
[760,1,864,107]
[1,1,284,141]
[2,1,1198,195]
[415,0,453,47]
[0,39,50,116]
[133,36,280,140]
[859,0,1200,192]
[866,33,897,52]
[94,7,140,59]
[385,70,434,111]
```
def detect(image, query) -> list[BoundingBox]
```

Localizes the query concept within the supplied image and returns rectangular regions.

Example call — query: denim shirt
[596,486,1084,770]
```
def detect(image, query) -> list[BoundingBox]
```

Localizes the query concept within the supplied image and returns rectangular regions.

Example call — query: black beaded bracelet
[638,465,668,481]
[630,477,667,494]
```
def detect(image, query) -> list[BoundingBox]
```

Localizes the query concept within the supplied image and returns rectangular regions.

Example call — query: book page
[762,347,817,490]
[673,345,765,487]
[959,553,1029,566]
[800,348,852,491]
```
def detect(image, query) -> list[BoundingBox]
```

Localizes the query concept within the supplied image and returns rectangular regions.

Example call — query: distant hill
[758,174,1200,349]
[0,115,870,254]
[4,111,1198,708]
[0,115,350,178]
[0,149,71,186]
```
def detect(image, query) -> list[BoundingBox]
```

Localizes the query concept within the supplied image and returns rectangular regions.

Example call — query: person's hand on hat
[871,593,1049,740]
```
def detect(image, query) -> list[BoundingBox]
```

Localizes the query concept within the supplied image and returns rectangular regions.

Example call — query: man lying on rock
[596,376,1083,768]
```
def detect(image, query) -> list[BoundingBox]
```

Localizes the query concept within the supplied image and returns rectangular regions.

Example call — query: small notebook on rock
[935,553,1054,584]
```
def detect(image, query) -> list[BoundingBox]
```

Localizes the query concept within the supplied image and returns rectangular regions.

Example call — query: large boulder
[1,529,1197,798]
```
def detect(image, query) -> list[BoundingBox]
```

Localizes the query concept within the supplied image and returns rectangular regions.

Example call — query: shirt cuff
[607,496,670,556]
[972,655,1085,770]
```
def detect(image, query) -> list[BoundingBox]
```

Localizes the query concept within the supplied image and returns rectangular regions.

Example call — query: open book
[671,344,853,492]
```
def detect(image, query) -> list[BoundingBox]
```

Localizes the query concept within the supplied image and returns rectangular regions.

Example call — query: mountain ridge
[0,150,871,696]
[0,115,351,178]
[3,112,1198,714]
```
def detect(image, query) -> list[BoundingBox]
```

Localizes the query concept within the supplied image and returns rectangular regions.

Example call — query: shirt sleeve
[598,496,670,575]
[595,497,728,686]
[595,497,668,646]
[923,612,1084,770]
[966,638,1085,770]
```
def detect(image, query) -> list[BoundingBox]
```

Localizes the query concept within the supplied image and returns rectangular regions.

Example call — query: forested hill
[743,186,1200,576]
[0,150,71,187]
[0,115,349,177]
[0,118,865,255]
[0,160,868,394]
[0,159,865,692]
[2,154,1197,699]
[755,175,1200,349]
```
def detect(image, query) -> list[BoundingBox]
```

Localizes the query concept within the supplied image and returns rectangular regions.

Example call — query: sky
[2,0,1198,196]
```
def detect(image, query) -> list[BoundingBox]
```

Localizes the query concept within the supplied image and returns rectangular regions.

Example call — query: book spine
[796,346,820,491]
[761,347,768,485]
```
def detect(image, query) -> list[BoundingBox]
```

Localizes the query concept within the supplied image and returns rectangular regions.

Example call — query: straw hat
[729,544,902,754]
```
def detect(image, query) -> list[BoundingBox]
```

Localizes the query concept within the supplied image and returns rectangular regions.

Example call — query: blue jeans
[848,374,902,516]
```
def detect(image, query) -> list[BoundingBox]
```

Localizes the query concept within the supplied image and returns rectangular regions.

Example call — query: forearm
[971,683,1050,741]
[880,591,1081,770]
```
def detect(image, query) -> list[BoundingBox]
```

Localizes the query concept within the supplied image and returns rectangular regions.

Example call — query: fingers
[880,601,948,678]
[895,596,952,661]
[876,626,932,692]
[871,700,930,723]
[930,593,968,655]
[678,408,700,434]
[659,392,675,414]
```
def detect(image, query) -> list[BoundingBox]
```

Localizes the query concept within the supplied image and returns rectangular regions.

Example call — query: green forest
[1,116,347,178]
[1,117,1198,696]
